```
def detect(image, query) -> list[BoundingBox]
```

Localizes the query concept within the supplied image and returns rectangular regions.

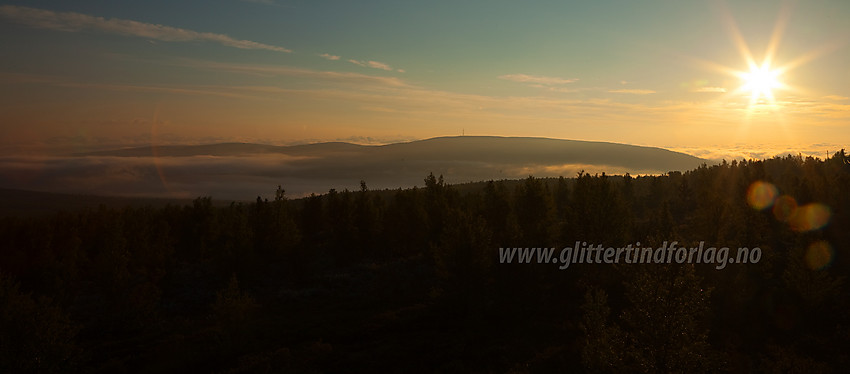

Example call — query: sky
[1,0,849,160]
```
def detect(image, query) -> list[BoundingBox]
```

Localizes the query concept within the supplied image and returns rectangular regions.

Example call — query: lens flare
[772,195,798,222]
[747,181,779,210]
[805,241,834,270]
[789,203,832,232]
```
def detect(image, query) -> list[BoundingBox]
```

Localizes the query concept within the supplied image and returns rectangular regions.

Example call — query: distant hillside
[82,136,705,171]
[78,141,366,157]
[375,136,705,172]
[7,136,708,199]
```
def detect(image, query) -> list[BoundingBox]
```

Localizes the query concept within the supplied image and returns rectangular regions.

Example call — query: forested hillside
[1,152,848,373]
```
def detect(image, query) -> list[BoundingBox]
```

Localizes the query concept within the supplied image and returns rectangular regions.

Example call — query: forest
[1,151,848,373]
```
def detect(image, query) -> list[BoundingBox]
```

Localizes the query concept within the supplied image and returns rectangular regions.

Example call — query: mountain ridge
[77,135,706,166]
[0,136,712,199]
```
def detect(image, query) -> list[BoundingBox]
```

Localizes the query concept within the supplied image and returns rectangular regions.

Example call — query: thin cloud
[609,89,656,95]
[0,5,292,52]
[526,84,583,93]
[319,53,341,61]
[823,95,849,101]
[693,86,727,93]
[348,59,395,71]
[176,59,409,87]
[498,74,578,85]
[367,61,393,71]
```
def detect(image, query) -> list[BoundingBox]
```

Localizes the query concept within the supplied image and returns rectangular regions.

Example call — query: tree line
[0,151,848,372]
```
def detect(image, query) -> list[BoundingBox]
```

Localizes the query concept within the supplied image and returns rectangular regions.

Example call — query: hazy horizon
[1,1,849,197]
[1,0,849,160]
[0,132,844,199]
[1,133,845,164]
[0,136,713,199]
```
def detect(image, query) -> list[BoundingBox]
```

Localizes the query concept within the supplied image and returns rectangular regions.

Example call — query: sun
[739,61,783,103]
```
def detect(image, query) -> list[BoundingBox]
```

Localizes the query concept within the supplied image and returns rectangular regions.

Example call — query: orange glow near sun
[696,4,816,112]
[724,19,792,110]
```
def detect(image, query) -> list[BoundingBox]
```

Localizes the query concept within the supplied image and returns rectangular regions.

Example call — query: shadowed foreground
[1,152,848,373]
